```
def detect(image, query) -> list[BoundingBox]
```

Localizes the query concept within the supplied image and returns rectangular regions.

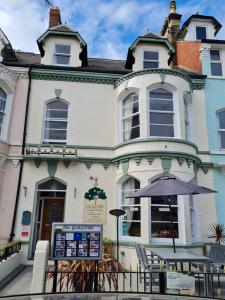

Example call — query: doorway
[32,179,66,256]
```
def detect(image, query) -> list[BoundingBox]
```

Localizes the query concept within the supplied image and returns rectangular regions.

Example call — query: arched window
[121,178,141,237]
[43,100,68,144]
[0,87,7,136]
[149,88,174,137]
[122,93,140,142]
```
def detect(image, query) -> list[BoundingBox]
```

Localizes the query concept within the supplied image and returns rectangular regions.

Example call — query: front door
[40,199,64,243]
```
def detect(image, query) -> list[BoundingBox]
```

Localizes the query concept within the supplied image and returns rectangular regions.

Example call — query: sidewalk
[0,266,33,297]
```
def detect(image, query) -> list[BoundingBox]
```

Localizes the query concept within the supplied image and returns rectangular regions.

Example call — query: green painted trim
[47,160,57,176]
[161,157,172,172]
[26,143,113,150]
[198,151,211,155]
[129,37,175,54]
[114,137,199,152]
[115,68,194,89]
[31,69,121,85]
[122,159,129,173]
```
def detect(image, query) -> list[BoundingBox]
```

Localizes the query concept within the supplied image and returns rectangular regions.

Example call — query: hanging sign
[51,223,103,260]
[83,187,107,224]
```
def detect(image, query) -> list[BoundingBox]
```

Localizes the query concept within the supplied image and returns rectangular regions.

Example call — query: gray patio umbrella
[126,176,216,253]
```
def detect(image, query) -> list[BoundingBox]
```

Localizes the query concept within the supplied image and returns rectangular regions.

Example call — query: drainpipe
[9,65,32,241]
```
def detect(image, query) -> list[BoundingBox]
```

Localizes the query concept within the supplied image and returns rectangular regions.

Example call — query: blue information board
[51,223,103,260]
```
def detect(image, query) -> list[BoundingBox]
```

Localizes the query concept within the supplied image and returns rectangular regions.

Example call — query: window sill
[207,76,225,80]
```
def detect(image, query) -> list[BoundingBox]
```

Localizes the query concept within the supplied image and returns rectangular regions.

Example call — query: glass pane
[45,121,67,129]
[210,50,220,61]
[46,109,68,119]
[220,132,225,149]
[196,26,206,40]
[211,63,222,76]
[122,206,141,221]
[122,221,141,237]
[0,99,6,112]
[55,55,70,65]
[151,195,177,205]
[47,101,68,110]
[150,112,173,125]
[122,178,140,204]
[151,206,178,222]
[39,191,54,197]
[151,222,178,238]
[130,126,140,140]
[38,179,66,190]
[0,88,6,99]
[144,51,159,60]
[144,61,159,69]
[150,99,173,111]
[122,94,139,117]
[55,44,71,54]
[218,111,225,129]
[150,125,174,137]
[150,89,172,99]
[44,129,67,140]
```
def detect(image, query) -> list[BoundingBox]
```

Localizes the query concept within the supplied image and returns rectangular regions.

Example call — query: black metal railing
[44,269,225,299]
[0,241,21,262]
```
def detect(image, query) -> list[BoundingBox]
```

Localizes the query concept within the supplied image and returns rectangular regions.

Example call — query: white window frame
[120,178,141,241]
[210,49,223,77]
[121,93,140,142]
[52,43,71,66]
[148,88,174,138]
[143,49,159,69]
[0,87,7,137]
[217,109,225,150]
[42,99,68,145]
[195,26,207,40]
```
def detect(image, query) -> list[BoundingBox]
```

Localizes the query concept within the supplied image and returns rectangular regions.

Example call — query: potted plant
[103,237,113,255]
[47,253,126,292]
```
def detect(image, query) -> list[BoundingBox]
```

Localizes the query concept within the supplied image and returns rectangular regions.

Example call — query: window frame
[217,109,225,150]
[0,87,7,138]
[121,93,140,142]
[148,88,174,138]
[143,49,159,70]
[210,49,223,77]
[42,99,69,145]
[120,177,141,240]
[52,43,71,66]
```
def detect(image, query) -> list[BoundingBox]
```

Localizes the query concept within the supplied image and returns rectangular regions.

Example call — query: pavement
[0,266,33,297]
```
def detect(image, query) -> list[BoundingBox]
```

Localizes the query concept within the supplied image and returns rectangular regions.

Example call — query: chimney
[170,1,176,14]
[49,7,62,28]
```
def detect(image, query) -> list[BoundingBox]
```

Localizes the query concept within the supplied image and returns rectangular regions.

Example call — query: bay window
[122,93,140,142]
[43,100,68,144]
[149,88,174,137]
[121,178,141,238]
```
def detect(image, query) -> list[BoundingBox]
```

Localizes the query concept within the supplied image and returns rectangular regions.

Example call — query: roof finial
[170,1,176,14]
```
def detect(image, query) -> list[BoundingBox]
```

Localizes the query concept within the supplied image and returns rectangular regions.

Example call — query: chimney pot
[49,7,61,28]
[170,1,176,14]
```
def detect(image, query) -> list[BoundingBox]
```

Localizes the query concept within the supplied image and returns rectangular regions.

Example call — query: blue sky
[0,0,225,59]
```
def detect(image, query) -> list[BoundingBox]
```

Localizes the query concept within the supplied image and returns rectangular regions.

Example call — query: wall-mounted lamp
[74,188,76,198]
[23,186,28,197]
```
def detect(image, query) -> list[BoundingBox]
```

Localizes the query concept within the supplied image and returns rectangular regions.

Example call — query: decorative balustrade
[25,145,77,157]
[0,241,21,262]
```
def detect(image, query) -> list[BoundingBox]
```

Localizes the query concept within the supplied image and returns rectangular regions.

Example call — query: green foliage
[208,223,225,244]
[84,187,107,201]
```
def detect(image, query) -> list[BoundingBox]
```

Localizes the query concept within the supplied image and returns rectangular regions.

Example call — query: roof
[142,32,162,39]
[48,24,77,33]
[180,14,222,36]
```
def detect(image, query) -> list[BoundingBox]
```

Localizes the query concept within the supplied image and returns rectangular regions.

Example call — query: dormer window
[53,44,71,65]
[196,26,206,40]
[143,51,159,69]
[210,50,222,76]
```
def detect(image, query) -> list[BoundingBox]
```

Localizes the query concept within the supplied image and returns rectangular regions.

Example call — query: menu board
[51,223,103,260]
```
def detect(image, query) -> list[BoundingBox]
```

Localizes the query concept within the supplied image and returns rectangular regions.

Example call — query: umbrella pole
[168,197,176,253]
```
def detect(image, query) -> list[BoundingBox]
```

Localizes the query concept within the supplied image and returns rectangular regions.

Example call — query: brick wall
[176,41,202,73]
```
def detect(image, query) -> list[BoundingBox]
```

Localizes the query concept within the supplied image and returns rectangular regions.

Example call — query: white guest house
[3,4,217,265]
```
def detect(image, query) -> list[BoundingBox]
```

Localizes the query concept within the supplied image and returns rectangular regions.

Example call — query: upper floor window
[122,93,140,142]
[121,177,141,238]
[217,110,225,149]
[143,51,159,69]
[196,26,206,40]
[0,87,6,136]
[43,100,68,144]
[149,88,174,137]
[210,50,222,76]
[53,44,71,65]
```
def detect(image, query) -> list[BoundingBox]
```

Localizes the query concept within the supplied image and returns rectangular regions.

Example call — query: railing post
[159,271,166,294]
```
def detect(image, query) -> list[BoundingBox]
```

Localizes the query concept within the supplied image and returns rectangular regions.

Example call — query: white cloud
[0,0,224,59]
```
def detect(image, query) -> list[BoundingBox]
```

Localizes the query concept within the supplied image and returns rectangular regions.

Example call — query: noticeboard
[51,223,103,260]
